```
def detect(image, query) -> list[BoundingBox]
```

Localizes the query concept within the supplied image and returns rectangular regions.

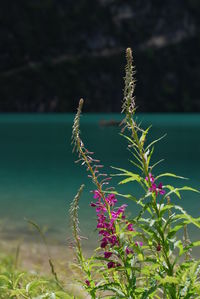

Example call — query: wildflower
[157,183,165,195]
[101,238,108,248]
[104,251,112,258]
[146,174,165,196]
[135,241,143,247]
[149,182,165,196]
[107,261,115,269]
[127,222,134,231]
[85,280,90,286]
[105,194,117,207]
[96,204,107,213]
[109,235,118,246]
[125,247,133,255]
[157,244,161,251]
[93,190,101,199]
[145,173,155,184]
[99,230,110,237]
[117,204,128,215]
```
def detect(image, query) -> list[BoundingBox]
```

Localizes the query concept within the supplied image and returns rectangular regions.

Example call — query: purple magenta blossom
[117,204,128,215]
[146,174,165,196]
[145,173,155,184]
[105,194,117,206]
[157,183,165,195]
[157,244,161,251]
[99,230,110,237]
[127,223,134,231]
[149,182,165,196]
[101,238,108,248]
[96,204,107,213]
[125,247,133,255]
[135,241,143,247]
[93,190,102,199]
[109,235,118,246]
[107,261,115,269]
[85,280,90,286]
[104,251,112,258]
[91,189,140,263]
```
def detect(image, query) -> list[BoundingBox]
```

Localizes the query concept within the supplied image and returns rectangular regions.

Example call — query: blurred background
[0,0,200,113]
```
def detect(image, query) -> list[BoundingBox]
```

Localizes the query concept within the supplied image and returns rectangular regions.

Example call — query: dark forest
[0,0,200,112]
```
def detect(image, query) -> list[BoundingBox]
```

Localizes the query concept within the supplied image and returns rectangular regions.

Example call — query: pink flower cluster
[146,173,165,196]
[90,190,134,268]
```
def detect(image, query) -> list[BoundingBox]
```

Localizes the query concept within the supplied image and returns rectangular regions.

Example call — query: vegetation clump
[71,48,200,298]
[0,254,73,298]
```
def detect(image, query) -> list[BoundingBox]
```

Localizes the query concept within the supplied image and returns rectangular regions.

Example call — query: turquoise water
[0,114,199,248]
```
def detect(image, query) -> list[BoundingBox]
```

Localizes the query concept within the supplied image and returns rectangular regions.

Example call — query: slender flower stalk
[72,98,111,215]
[70,184,97,299]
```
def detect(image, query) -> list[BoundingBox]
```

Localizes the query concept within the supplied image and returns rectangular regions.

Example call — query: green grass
[0,253,80,299]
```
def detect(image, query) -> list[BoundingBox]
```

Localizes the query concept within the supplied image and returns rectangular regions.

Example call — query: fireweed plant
[70,48,200,298]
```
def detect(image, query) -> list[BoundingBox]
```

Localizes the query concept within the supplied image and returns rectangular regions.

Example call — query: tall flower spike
[72,98,84,153]
[122,48,136,115]
[69,184,84,251]
[72,99,112,192]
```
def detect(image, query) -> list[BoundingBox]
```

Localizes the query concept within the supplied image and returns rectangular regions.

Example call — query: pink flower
[101,237,109,248]
[96,204,107,213]
[145,173,155,184]
[93,190,102,199]
[104,251,112,258]
[109,235,118,246]
[105,194,117,206]
[85,280,90,286]
[99,230,110,237]
[135,241,143,247]
[125,247,133,254]
[107,261,115,269]
[127,223,134,231]
[157,244,161,251]
[149,182,165,196]
[157,183,165,195]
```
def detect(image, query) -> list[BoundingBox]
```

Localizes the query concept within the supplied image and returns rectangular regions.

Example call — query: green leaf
[13,273,25,288]
[167,223,185,239]
[120,132,135,145]
[164,185,181,199]
[129,159,143,171]
[155,173,188,180]
[139,125,152,146]
[173,205,200,228]
[145,133,167,151]
[111,166,136,176]
[175,213,200,228]
[111,166,141,184]
[151,159,165,170]
[147,146,154,168]
[164,186,200,200]
[26,280,48,294]
[156,275,179,285]
[118,175,141,185]
[178,186,200,193]
[54,291,74,298]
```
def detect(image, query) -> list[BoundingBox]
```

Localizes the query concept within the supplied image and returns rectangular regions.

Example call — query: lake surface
[0,113,199,249]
